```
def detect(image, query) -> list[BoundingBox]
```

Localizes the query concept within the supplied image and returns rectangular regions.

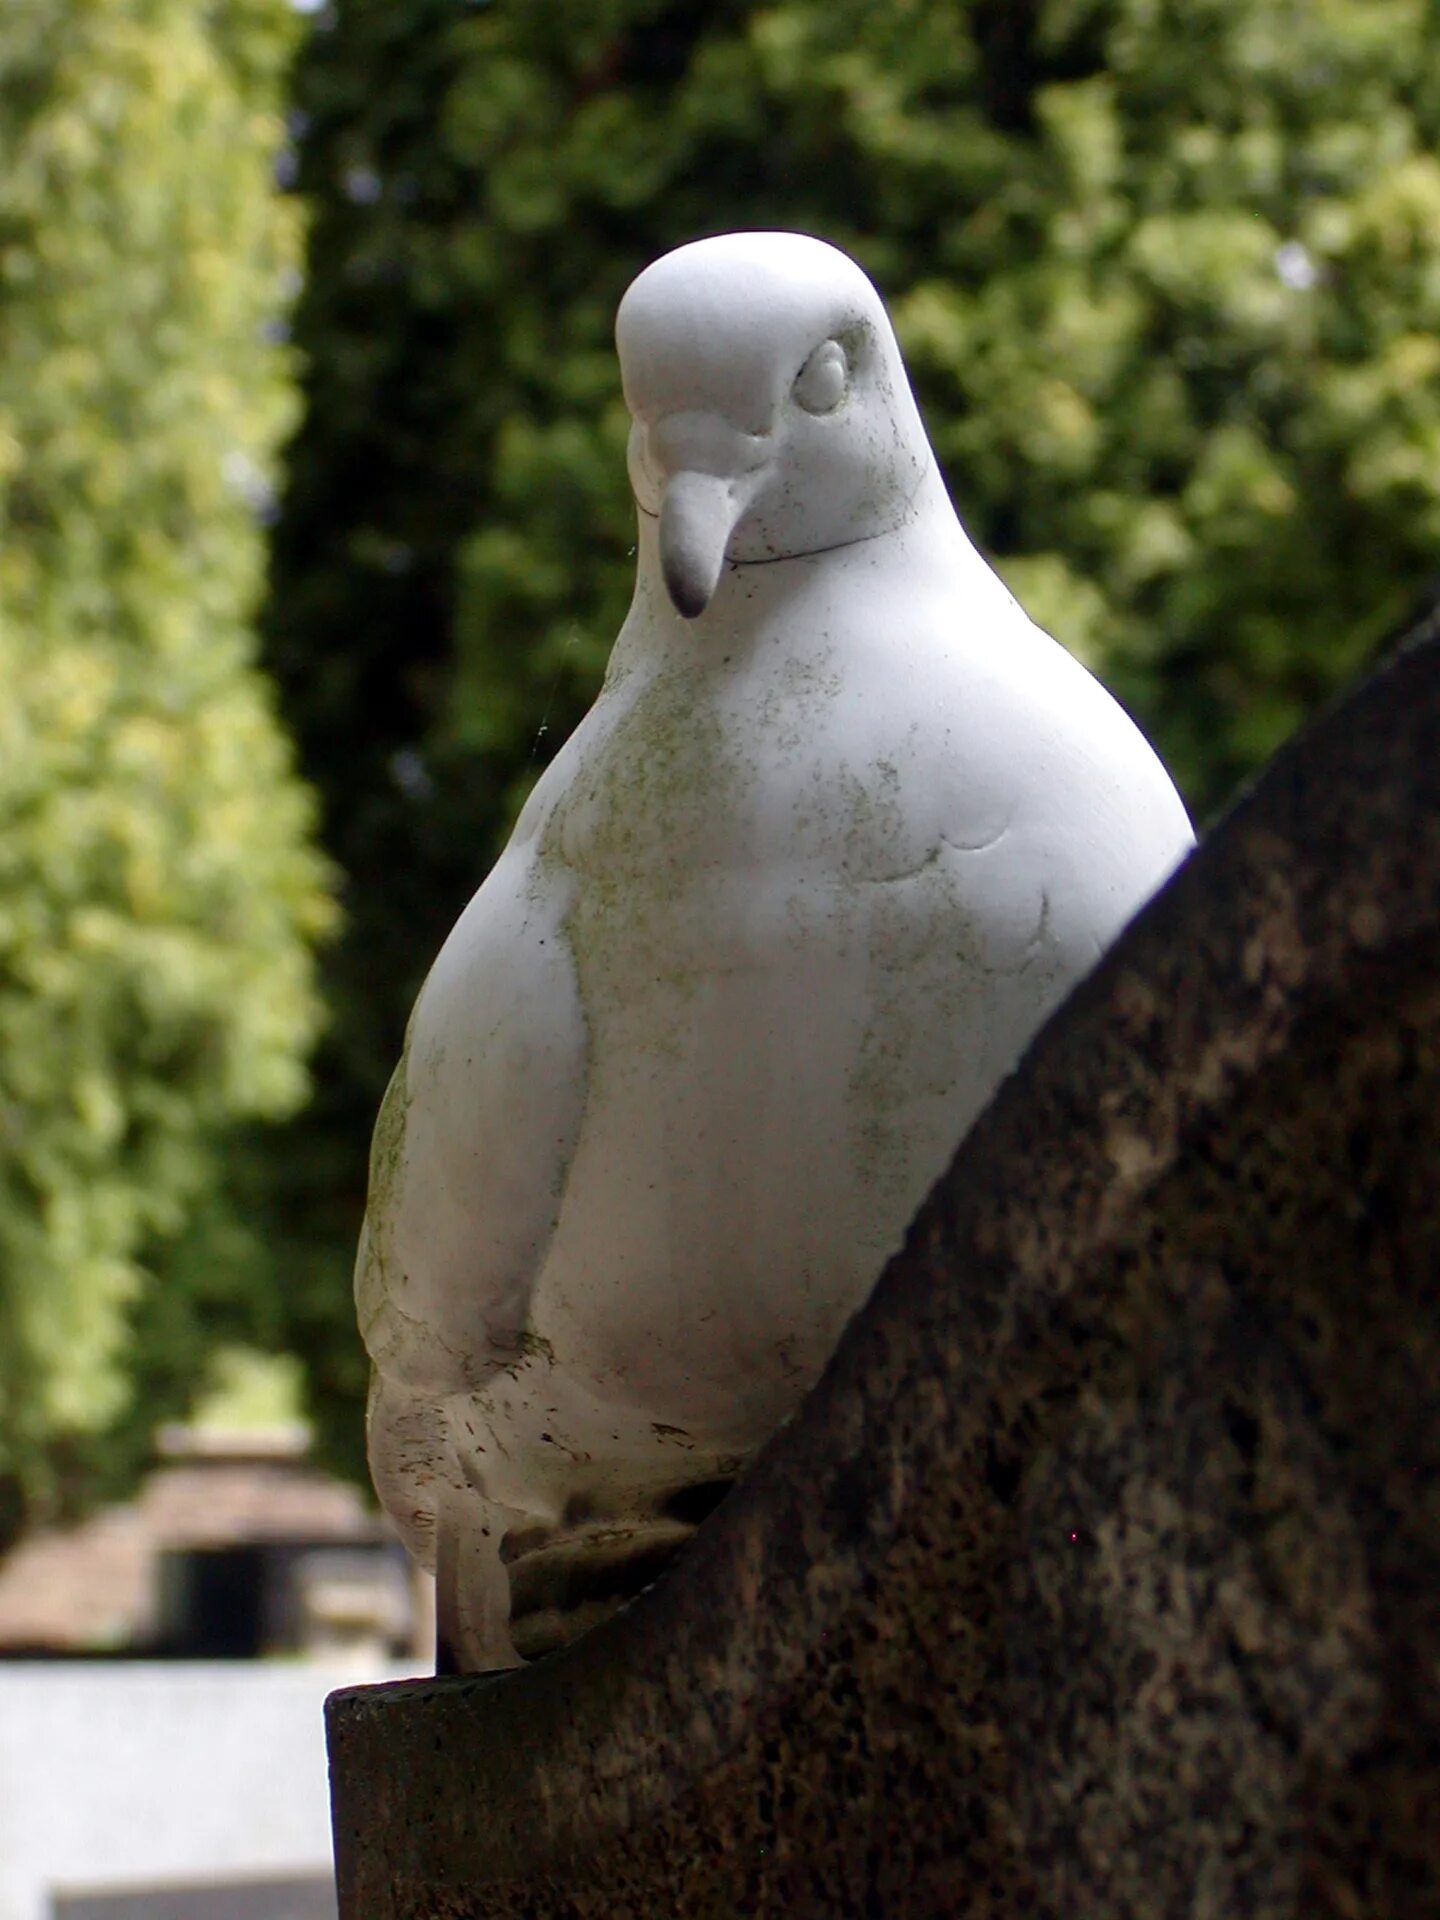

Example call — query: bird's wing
[960,619,1194,993]
[358,832,587,1603]
[356,836,587,1402]
[878,611,1196,1123]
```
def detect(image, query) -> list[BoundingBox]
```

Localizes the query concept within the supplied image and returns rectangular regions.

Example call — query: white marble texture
[359,232,1195,1668]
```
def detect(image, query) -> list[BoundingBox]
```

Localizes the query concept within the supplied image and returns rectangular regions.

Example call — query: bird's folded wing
[355,844,587,1400]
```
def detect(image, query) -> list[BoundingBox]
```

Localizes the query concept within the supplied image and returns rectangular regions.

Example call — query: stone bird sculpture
[359,232,1195,1670]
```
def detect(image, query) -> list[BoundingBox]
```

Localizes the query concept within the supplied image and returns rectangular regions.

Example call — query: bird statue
[358,231,1195,1671]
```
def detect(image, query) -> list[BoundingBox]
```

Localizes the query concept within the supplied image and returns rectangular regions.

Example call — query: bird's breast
[517,661,1059,1437]
[539,626,994,900]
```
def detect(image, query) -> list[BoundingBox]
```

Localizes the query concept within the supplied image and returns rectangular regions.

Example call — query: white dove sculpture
[359,231,1195,1670]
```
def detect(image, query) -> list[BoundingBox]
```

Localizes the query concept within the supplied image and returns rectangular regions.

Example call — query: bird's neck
[622,462,993,660]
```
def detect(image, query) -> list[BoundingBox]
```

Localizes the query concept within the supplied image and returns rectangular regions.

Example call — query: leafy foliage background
[0,0,333,1536]
[2,0,1438,1518]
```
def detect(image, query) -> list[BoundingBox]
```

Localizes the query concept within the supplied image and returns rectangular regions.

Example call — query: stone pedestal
[328,617,1440,1918]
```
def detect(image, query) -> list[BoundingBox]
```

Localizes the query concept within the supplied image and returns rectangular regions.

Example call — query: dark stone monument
[327,617,1440,1918]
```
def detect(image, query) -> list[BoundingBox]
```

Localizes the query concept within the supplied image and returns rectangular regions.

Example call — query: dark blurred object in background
[0,1424,423,1663]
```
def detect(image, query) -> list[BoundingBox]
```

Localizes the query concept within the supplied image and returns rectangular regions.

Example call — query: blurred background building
[0,1422,420,1664]
[0,1413,426,1920]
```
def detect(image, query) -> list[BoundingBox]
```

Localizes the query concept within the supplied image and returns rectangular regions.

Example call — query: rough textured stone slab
[329,617,1440,1919]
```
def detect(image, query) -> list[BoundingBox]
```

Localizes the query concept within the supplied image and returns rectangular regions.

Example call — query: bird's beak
[659,469,753,620]
[634,410,770,619]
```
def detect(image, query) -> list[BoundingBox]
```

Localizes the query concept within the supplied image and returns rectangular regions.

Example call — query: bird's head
[616,231,932,620]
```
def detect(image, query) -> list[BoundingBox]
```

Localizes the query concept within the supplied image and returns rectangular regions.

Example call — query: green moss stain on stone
[367,1052,411,1216]
[846,845,989,1212]
[355,1033,414,1348]
[543,653,739,1063]
[835,756,906,881]
[516,1329,557,1367]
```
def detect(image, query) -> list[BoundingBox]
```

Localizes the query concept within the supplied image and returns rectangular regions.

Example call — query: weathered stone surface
[328,615,1440,1919]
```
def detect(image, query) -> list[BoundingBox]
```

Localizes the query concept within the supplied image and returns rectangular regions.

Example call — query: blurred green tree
[268,0,1440,1478]
[0,0,334,1538]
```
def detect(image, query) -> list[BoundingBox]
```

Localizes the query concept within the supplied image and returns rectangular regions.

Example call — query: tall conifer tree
[0,0,333,1534]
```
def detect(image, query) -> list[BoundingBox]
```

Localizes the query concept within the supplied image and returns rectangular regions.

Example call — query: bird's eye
[792,339,849,416]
